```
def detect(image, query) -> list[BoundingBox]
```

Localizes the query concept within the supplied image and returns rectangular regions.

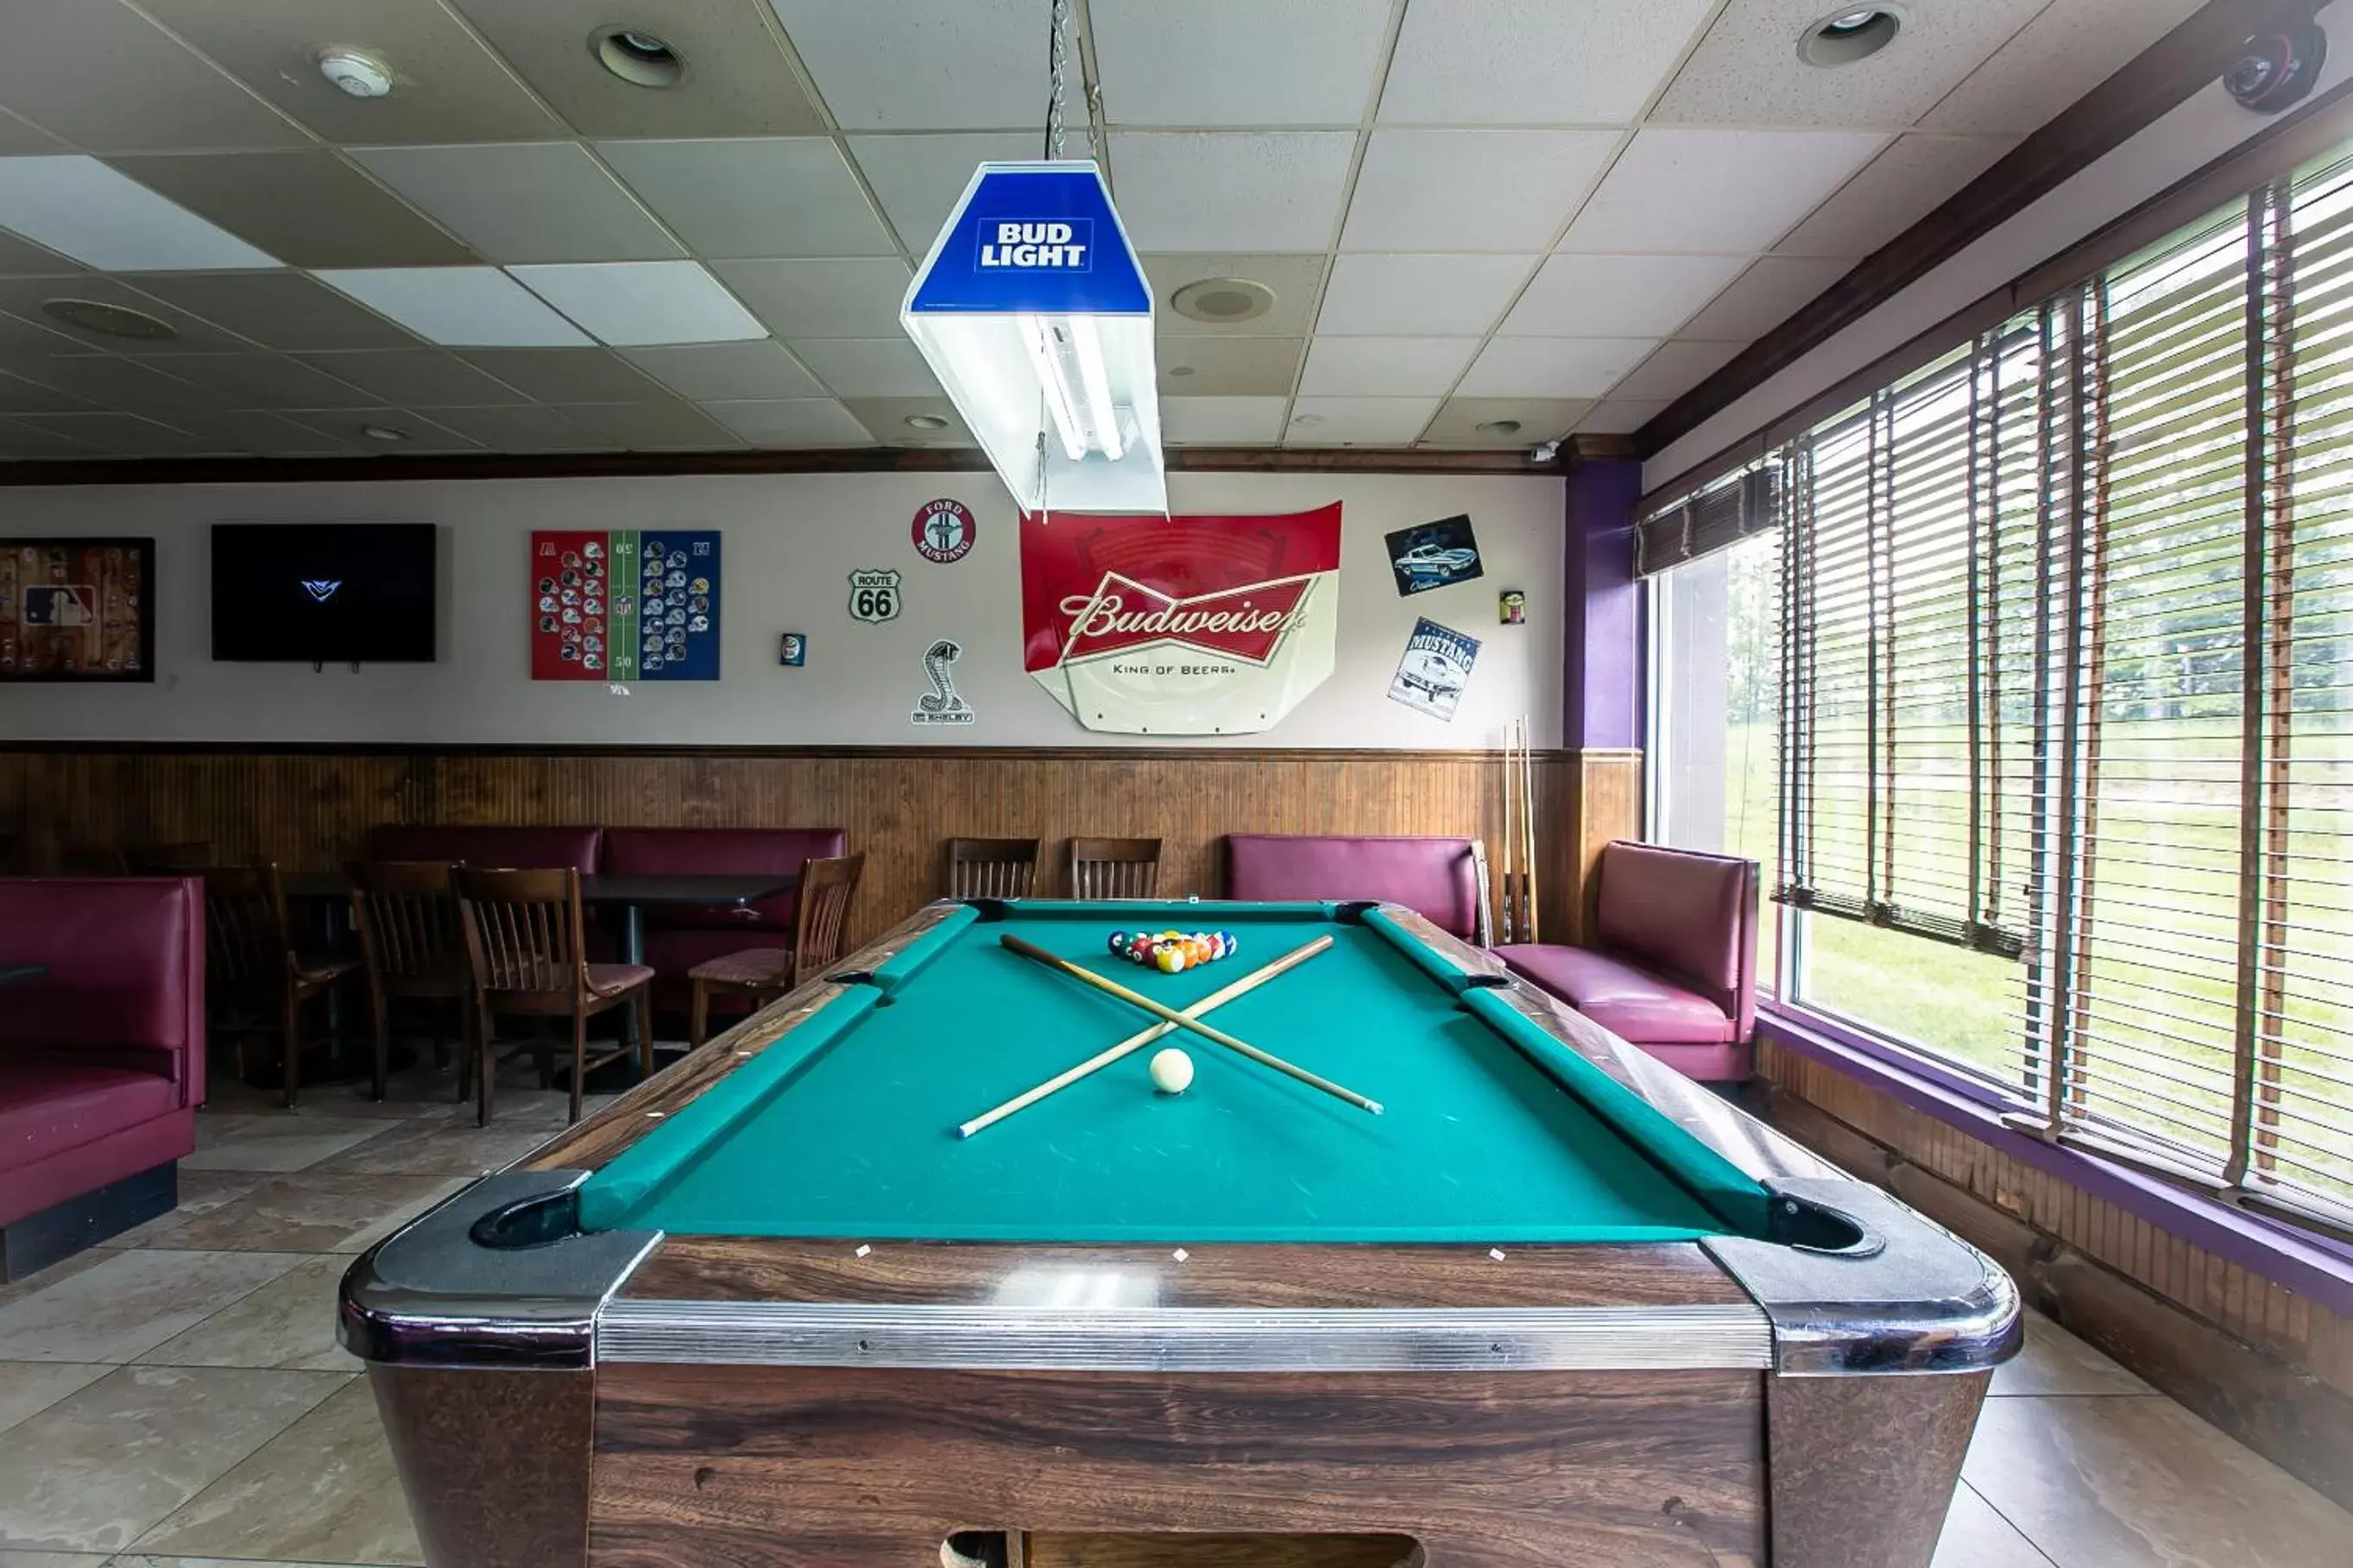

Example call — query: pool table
[341,898,2019,1568]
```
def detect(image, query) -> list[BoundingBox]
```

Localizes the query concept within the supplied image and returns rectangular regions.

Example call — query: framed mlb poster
[530,530,721,682]
[0,538,155,683]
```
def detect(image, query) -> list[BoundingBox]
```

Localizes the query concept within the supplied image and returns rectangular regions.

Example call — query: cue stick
[1522,715,1541,943]
[1498,718,1517,943]
[998,934,1384,1115]
[956,935,1334,1138]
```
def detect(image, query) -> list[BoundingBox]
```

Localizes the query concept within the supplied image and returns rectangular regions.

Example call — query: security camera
[1529,438,1562,463]
[2226,22,2325,115]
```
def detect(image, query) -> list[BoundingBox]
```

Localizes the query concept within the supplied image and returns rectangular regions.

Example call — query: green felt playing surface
[576,902,1774,1244]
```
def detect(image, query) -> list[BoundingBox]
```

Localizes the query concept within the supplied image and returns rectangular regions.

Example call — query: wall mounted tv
[211,523,438,664]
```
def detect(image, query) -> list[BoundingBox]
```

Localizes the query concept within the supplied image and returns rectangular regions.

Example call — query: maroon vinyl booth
[1222,834,1492,945]
[600,828,847,1003]
[0,878,205,1280]
[365,823,604,873]
[1492,841,1759,1082]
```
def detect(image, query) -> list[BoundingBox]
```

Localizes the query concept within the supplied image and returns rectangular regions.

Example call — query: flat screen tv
[211,523,438,664]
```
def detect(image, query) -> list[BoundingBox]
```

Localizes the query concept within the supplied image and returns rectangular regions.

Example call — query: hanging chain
[1043,0,1071,160]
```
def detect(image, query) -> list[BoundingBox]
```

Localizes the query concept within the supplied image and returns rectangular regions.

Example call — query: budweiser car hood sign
[1021,505,1341,735]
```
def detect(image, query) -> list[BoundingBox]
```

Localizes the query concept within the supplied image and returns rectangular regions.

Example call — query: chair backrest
[199,863,293,993]
[454,866,586,1000]
[1592,841,1760,1040]
[793,853,868,986]
[129,841,216,872]
[349,860,464,987]
[1070,836,1163,899]
[945,837,1041,899]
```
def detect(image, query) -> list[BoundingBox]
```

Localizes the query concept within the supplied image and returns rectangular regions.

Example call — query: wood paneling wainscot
[0,744,1598,947]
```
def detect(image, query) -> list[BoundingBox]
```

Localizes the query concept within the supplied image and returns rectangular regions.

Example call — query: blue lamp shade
[902,161,1166,514]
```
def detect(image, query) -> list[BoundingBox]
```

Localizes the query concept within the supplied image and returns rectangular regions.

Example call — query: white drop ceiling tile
[142,0,568,146]
[1576,398,1670,435]
[1297,336,1479,397]
[550,400,742,450]
[789,337,943,398]
[1143,253,1328,338]
[0,307,104,357]
[1107,133,1358,253]
[0,413,102,458]
[0,109,62,157]
[418,404,603,452]
[1924,0,2206,134]
[509,261,767,348]
[353,145,681,264]
[1609,338,1745,402]
[1457,336,1656,399]
[1161,395,1290,444]
[1559,128,1890,255]
[137,352,382,410]
[128,273,422,352]
[0,371,97,414]
[1315,255,1536,337]
[108,151,473,269]
[1422,396,1592,444]
[1093,0,1393,127]
[0,229,82,276]
[316,268,593,348]
[0,1,304,153]
[1156,336,1306,396]
[0,277,250,354]
[16,411,227,457]
[711,257,913,338]
[1341,130,1622,253]
[1284,396,1441,445]
[598,140,897,259]
[1676,255,1853,339]
[843,397,973,444]
[848,133,1039,254]
[1775,134,2019,259]
[622,341,825,401]
[700,397,873,446]
[174,409,358,457]
[292,350,531,407]
[1380,0,1716,124]
[0,156,278,271]
[1502,253,1748,338]
[4,354,216,418]
[772,0,1046,129]
[1650,0,2047,129]
[455,348,666,401]
[284,409,482,452]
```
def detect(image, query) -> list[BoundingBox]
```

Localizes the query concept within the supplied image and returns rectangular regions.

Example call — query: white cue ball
[1149,1048,1195,1095]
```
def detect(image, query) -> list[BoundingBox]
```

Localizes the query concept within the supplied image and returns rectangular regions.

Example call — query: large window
[1647,152,2353,1234]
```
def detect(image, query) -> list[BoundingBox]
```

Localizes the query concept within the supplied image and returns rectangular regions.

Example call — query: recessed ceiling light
[592,26,684,88]
[41,298,176,342]
[317,46,394,98]
[1475,418,1523,437]
[1171,277,1276,325]
[1799,6,1902,66]
[904,414,949,431]
[360,424,410,443]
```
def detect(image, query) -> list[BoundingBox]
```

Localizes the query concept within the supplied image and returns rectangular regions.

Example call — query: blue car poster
[531,529,721,682]
[1385,513,1484,596]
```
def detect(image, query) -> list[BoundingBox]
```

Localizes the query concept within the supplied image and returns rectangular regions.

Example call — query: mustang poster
[531,530,721,682]
[1388,616,1479,721]
[1020,504,1341,734]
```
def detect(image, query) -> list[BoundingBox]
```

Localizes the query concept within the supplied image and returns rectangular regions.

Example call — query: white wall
[1647,3,2353,491]
[0,469,1562,750]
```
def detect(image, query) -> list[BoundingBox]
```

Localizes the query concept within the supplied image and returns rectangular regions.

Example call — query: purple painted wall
[1564,459,1644,751]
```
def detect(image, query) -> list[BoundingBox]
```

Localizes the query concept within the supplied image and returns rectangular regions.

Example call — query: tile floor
[0,1055,2348,1567]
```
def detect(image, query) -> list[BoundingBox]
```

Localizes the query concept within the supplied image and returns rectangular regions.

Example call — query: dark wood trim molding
[0,740,1568,763]
[0,443,1575,489]
[1637,0,2330,466]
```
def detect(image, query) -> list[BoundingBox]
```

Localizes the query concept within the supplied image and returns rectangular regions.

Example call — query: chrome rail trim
[1706,1176,2024,1377]
[596,1300,1775,1372]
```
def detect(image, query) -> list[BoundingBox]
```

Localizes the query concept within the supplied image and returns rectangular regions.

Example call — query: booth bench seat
[1492,840,1758,1082]
[0,877,205,1280]
[1222,834,1491,946]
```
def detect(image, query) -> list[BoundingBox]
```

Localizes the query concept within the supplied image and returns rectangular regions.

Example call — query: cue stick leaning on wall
[958,935,1334,1137]
[999,934,1383,1115]
[1522,715,1540,943]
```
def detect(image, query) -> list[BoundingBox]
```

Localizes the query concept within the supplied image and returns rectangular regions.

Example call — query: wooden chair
[1069,836,1164,899]
[348,860,470,1102]
[199,862,360,1108]
[689,853,867,1046]
[128,841,215,872]
[455,867,654,1126]
[944,837,1041,899]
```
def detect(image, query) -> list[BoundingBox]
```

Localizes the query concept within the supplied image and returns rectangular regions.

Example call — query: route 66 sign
[848,568,902,623]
